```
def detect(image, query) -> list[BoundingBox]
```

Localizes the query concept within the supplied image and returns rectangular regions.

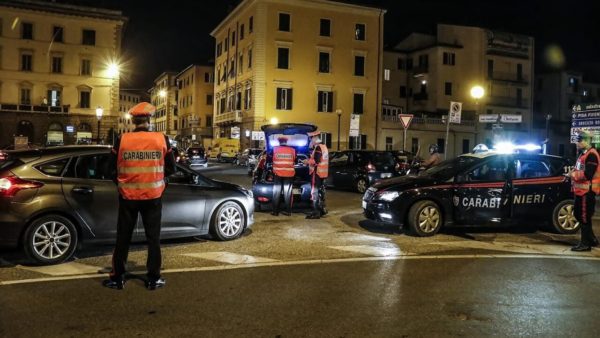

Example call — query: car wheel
[407,200,442,237]
[551,199,580,234]
[356,178,368,193]
[23,215,78,265]
[211,201,245,241]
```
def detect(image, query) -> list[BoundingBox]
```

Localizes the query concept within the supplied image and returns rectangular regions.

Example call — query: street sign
[479,114,499,123]
[251,131,265,141]
[398,114,413,129]
[350,114,360,137]
[449,101,462,124]
[571,103,600,143]
[231,126,240,139]
[500,114,522,123]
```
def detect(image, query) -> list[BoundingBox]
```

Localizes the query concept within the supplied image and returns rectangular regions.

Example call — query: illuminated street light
[159,89,167,98]
[107,62,120,78]
[95,106,104,144]
[470,85,485,100]
[270,117,279,125]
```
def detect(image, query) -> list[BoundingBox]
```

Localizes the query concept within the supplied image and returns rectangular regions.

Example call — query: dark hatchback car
[363,151,577,236]
[187,147,208,167]
[0,146,254,265]
[326,150,400,193]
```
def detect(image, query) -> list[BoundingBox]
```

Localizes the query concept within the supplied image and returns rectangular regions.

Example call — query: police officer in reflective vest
[103,102,176,290]
[570,131,600,251]
[272,136,296,216]
[305,131,329,219]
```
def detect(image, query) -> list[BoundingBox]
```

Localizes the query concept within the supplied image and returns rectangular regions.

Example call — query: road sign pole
[444,112,450,160]
[403,127,406,151]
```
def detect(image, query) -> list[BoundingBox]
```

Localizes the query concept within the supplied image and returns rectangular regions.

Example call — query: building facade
[117,90,144,134]
[175,64,214,149]
[149,71,178,139]
[0,0,126,146]
[382,24,534,158]
[211,0,385,150]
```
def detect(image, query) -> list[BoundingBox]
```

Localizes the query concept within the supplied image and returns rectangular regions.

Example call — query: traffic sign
[449,101,462,124]
[571,103,600,143]
[398,114,413,129]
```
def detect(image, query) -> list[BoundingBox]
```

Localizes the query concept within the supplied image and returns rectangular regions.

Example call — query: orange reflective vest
[572,147,600,196]
[117,132,167,200]
[272,146,296,177]
[309,144,329,178]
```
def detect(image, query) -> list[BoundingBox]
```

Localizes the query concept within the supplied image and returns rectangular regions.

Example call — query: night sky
[59,0,600,89]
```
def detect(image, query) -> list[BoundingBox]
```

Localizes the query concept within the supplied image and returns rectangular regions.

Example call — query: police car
[362,144,578,236]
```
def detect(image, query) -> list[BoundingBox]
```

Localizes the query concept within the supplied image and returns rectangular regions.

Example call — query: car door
[160,165,208,237]
[453,155,512,225]
[510,155,561,221]
[329,152,351,187]
[61,152,121,240]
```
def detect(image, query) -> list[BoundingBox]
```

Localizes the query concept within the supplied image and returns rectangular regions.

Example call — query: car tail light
[395,163,409,171]
[258,196,269,202]
[0,176,44,197]
[366,163,376,172]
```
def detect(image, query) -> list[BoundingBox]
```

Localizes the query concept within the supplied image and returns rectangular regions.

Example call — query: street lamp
[470,85,485,144]
[106,62,120,78]
[336,109,342,150]
[270,117,279,125]
[95,106,104,144]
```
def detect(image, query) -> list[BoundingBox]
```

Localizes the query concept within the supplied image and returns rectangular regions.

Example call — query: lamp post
[336,109,342,150]
[470,85,485,145]
[95,106,104,144]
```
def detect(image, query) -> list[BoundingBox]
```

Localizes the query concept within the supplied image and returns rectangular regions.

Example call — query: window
[240,24,245,39]
[406,58,413,70]
[73,155,114,180]
[399,86,407,98]
[22,23,33,39]
[206,116,213,127]
[82,29,96,46]
[385,137,393,151]
[20,88,31,105]
[225,38,229,51]
[411,137,419,154]
[204,72,210,83]
[355,23,365,40]
[317,91,333,112]
[277,47,289,69]
[321,132,332,148]
[462,139,470,154]
[437,138,445,154]
[397,58,405,70]
[276,88,293,110]
[21,53,33,71]
[418,54,428,67]
[249,16,254,33]
[349,135,367,150]
[52,26,64,43]
[231,31,236,46]
[319,52,330,73]
[47,88,61,107]
[51,56,63,73]
[443,52,455,65]
[514,159,551,179]
[384,69,390,81]
[206,94,213,105]
[279,13,290,32]
[445,82,452,95]
[248,48,252,68]
[239,54,244,74]
[236,91,242,110]
[320,19,331,37]
[354,55,365,76]
[80,91,91,108]
[488,59,494,78]
[36,158,69,177]
[81,59,91,75]
[353,93,364,114]
[244,87,252,109]
[217,43,222,57]
[467,157,509,182]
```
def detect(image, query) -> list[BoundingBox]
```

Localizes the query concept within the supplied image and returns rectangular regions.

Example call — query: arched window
[17,120,34,139]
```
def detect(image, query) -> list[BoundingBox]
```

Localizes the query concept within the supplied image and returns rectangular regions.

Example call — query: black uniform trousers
[574,191,598,246]
[273,176,293,213]
[310,174,326,215]
[111,196,162,281]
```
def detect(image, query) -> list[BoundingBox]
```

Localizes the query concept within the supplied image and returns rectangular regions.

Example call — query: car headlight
[374,191,400,202]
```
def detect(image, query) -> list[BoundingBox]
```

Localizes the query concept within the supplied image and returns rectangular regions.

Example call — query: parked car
[0,146,254,264]
[187,147,208,168]
[363,150,577,236]
[252,124,315,210]
[326,150,400,193]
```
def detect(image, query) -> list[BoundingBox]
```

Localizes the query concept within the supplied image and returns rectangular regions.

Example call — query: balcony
[488,71,528,84]
[0,103,70,113]
[487,96,529,108]
[413,92,428,101]
[412,117,476,127]
[411,65,429,75]
[215,110,243,125]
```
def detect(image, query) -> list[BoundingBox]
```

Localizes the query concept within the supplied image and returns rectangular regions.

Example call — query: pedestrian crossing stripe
[183,252,278,264]
[17,262,101,276]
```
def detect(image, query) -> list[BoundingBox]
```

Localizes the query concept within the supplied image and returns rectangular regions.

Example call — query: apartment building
[117,90,144,134]
[0,0,126,146]
[149,72,178,139]
[175,64,215,149]
[211,0,385,150]
[382,24,534,157]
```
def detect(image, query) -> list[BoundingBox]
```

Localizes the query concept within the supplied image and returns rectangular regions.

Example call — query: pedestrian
[305,131,329,219]
[570,130,600,251]
[103,102,176,290]
[271,136,296,216]
[421,144,442,169]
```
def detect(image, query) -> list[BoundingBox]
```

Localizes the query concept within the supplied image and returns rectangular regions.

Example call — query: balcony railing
[487,96,529,108]
[488,71,528,84]
[412,117,476,127]
[214,110,243,125]
[0,103,70,113]
[411,65,429,74]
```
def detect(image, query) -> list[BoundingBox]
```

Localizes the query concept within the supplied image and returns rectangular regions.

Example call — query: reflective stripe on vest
[273,146,296,177]
[572,147,600,196]
[310,144,329,178]
[117,132,167,200]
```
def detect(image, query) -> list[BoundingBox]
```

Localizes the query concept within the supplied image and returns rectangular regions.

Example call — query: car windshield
[419,155,482,179]
[188,148,204,155]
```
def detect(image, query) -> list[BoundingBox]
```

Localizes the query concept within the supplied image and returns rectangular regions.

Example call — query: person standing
[103,102,176,290]
[570,131,600,251]
[305,131,329,219]
[271,137,296,216]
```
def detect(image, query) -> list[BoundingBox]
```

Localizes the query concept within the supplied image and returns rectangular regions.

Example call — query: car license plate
[193,156,200,159]
[362,201,367,209]
[381,173,392,178]
[293,188,301,195]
